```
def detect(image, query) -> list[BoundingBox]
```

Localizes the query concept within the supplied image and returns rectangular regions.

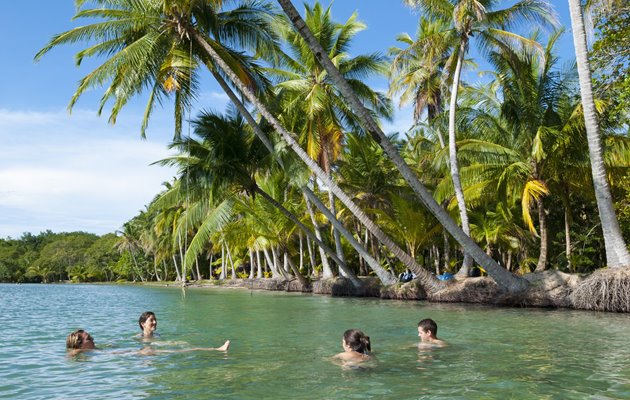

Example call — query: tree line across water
[9,1,629,308]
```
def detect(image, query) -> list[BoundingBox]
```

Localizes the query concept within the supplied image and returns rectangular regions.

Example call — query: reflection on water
[1,284,630,399]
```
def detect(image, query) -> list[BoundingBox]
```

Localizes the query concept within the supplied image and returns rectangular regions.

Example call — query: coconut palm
[399,0,558,276]
[275,0,530,292]
[270,2,392,277]
[567,0,630,267]
[35,0,278,139]
[388,16,454,130]
[157,107,365,286]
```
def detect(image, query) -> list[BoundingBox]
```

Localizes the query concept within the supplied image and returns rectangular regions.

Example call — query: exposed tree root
[571,268,630,312]
[380,279,428,300]
[427,277,503,303]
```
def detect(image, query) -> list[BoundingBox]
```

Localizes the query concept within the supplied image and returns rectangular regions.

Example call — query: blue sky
[0,1,574,239]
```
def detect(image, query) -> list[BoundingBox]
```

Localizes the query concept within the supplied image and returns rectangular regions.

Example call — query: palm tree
[276,0,529,292]
[401,0,558,276]
[567,0,630,267]
[38,0,425,288]
[388,16,454,129]
[270,2,392,277]
[157,107,365,286]
[35,0,278,139]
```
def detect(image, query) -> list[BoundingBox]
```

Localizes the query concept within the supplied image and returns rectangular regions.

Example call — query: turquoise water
[1,284,629,399]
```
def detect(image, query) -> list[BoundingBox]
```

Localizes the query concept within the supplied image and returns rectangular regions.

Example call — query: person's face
[80,331,95,349]
[418,327,431,341]
[142,315,157,334]
[342,338,351,352]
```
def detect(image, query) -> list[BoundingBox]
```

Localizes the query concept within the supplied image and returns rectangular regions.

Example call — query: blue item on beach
[437,272,454,281]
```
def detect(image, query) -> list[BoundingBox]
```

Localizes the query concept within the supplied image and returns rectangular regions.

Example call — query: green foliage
[0,231,124,283]
[590,4,630,126]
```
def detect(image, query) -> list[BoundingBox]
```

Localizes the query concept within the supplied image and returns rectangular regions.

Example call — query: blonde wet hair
[66,329,86,349]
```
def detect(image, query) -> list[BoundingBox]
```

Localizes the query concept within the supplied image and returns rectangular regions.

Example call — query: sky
[0,1,574,239]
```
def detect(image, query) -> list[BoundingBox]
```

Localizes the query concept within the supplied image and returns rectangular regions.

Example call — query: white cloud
[197,91,230,110]
[0,108,176,238]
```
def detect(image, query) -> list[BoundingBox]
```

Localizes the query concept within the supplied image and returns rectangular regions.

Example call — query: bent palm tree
[270,2,392,278]
[276,0,533,292]
[158,108,363,287]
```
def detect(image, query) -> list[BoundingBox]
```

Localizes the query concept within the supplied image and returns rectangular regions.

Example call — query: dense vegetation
[10,1,628,308]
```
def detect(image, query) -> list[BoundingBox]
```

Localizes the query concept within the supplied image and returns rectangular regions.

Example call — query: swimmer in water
[333,329,371,363]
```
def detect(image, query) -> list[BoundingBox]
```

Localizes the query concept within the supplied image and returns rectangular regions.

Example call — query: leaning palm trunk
[172,255,181,282]
[196,69,357,285]
[283,249,309,288]
[274,1,527,293]
[449,42,473,277]
[304,187,334,278]
[190,30,439,290]
[568,0,630,268]
[327,175,347,276]
[255,187,363,288]
[304,187,400,286]
[214,62,341,279]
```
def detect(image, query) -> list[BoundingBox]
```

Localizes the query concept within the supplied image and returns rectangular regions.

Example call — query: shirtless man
[417,318,446,348]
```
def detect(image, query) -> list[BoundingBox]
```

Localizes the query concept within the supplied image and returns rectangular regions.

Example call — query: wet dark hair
[138,311,156,330]
[343,329,371,354]
[418,318,438,336]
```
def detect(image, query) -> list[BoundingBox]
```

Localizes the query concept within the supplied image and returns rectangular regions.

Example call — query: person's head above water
[138,311,158,336]
[342,329,371,354]
[66,329,96,350]
[418,318,438,338]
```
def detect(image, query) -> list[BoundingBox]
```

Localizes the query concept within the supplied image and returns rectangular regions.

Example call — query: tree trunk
[433,244,440,275]
[443,228,450,272]
[568,0,630,267]
[263,248,277,277]
[256,250,262,278]
[273,1,527,293]
[299,232,304,272]
[190,29,445,291]
[327,177,347,276]
[153,257,161,281]
[284,250,309,288]
[195,257,202,281]
[271,246,290,279]
[172,255,181,282]
[220,243,226,279]
[249,249,255,279]
[535,199,548,272]
[304,187,399,286]
[226,245,236,279]
[303,188,333,277]
[178,233,186,285]
[256,187,362,287]
[306,236,315,277]
[449,42,473,278]
[565,204,572,271]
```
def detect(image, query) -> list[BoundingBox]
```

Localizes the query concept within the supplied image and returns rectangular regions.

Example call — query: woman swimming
[138,311,159,338]
[333,329,371,362]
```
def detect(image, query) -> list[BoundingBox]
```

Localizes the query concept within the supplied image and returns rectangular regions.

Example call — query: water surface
[1,284,629,399]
